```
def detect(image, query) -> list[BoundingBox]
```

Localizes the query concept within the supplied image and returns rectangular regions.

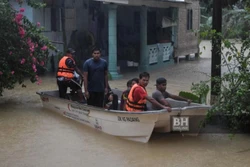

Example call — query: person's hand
[108,94,113,101]
[105,87,108,95]
[84,91,89,99]
[163,106,172,112]
[187,99,192,105]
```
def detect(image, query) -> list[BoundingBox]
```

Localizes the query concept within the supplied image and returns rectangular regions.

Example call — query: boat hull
[37,91,161,143]
[154,99,210,135]
[37,90,211,142]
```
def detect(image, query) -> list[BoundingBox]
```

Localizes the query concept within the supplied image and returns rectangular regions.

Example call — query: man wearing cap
[152,77,191,110]
[57,48,85,103]
[125,72,171,112]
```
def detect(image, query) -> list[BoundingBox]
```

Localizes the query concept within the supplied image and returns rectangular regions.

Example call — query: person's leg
[87,92,104,107]
[103,93,110,108]
[87,91,95,106]
[57,80,67,99]
[96,92,105,107]
[70,81,85,102]
[77,90,86,103]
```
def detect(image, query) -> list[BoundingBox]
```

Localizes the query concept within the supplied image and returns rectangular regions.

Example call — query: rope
[70,78,82,89]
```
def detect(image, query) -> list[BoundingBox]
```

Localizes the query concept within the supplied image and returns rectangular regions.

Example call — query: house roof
[93,0,129,4]
[93,0,189,7]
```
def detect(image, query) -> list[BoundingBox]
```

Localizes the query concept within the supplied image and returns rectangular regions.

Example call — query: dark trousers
[57,79,81,99]
[87,92,105,107]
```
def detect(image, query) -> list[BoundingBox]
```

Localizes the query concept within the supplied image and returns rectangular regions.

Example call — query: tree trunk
[210,0,222,104]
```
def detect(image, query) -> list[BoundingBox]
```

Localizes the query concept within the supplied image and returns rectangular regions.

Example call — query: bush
[205,31,250,133]
[0,0,55,96]
[179,91,200,103]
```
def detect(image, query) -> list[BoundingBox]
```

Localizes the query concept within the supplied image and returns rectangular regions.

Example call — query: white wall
[10,0,33,22]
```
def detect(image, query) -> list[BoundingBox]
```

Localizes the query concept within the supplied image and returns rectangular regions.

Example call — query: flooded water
[1,41,250,167]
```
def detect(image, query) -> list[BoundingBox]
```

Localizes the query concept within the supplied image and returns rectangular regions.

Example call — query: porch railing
[148,42,173,65]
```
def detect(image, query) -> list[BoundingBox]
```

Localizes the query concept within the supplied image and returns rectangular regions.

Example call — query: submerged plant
[191,81,210,104]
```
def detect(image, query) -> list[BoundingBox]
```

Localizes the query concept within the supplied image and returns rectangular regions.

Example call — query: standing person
[152,77,191,110]
[120,78,139,110]
[56,48,85,103]
[83,48,108,107]
[125,72,171,112]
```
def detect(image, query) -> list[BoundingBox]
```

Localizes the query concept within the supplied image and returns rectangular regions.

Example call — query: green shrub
[179,91,200,103]
[0,0,56,95]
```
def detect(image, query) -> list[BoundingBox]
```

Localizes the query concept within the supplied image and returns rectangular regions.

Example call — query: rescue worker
[125,72,171,112]
[57,48,85,103]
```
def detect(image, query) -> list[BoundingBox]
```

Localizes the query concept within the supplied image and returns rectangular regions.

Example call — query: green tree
[200,0,250,39]
[0,0,55,96]
[209,36,250,132]
[200,29,250,132]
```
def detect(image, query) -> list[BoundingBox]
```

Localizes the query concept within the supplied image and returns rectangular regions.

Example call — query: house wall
[129,0,200,58]
[64,0,89,43]
[32,6,64,71]
[9,0,64,71]
[176,0,200,57]
[10,0,34,21]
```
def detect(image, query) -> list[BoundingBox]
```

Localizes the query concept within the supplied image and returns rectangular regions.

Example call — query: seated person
[56,48,85,103]
[120,78,139,110]
[104,84,118,110]
[125,72,170,112]
[120,80,132,110]
[152,77,191,110]
[131,78,139,86]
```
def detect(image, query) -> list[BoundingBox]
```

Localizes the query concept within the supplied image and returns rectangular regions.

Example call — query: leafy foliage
[179,81,210,104]
[200,0,250,39]
[203,30,250,132]
[191,81,210,104]
[0,0,55,96]
[179,91,200,103]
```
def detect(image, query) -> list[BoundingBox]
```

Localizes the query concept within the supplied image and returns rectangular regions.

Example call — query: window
[51,8,62,31]
[187,9,193,30]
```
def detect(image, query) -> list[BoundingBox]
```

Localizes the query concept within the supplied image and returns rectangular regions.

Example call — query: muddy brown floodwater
[1,41,250,167]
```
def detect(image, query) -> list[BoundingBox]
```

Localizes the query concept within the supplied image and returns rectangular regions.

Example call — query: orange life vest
[125,84,147,112]
[57,56,75,79]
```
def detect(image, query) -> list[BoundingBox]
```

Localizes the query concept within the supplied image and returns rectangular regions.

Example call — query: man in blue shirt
[83,48,108,107]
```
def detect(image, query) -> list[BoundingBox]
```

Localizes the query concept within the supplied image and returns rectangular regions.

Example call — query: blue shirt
[83,58,108,92]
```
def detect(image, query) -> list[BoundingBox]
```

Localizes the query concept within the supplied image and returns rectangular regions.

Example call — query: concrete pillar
[108,4,122,80]
[139,6,148,72]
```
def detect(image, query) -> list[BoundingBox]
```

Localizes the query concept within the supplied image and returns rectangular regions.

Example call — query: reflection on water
[1,47,250,166]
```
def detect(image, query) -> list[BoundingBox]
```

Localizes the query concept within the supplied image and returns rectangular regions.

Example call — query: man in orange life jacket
[57,48,85,103]
[125,72,171,112]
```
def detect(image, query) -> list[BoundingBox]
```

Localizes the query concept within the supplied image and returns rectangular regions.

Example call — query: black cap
[155,77,167,85]
[67,48,75,54]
